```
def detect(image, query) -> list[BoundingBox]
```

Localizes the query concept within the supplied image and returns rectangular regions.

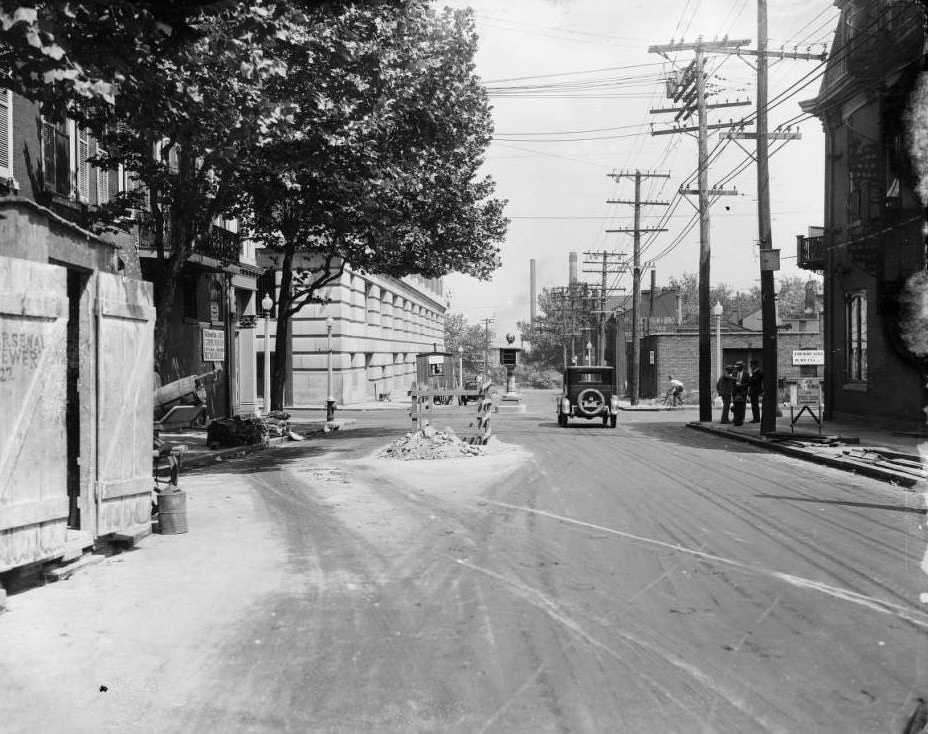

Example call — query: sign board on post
[202,328,225,362]
[760,249,780,271]
[792,349,824,366]
[788,378,823,434]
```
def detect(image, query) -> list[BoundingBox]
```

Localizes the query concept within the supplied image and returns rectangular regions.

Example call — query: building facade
[0,89,156,574]
[800,0,927,428]
[257,255,446,408]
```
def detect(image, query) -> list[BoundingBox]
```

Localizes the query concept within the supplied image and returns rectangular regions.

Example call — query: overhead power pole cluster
[648,36,749,423]
[646,19,821,429]
[548,282,599,368]
[581,250,625,366]
[606,170,669,405]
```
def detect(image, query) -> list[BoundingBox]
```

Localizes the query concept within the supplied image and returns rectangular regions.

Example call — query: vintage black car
[556,365,619,428]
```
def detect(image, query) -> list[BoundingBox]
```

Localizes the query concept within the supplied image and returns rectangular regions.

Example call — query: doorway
[65,269,88,529]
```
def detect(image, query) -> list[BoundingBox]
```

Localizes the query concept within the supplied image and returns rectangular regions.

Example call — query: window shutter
[77,127,89,201]
[0,90,10,177]
[94,138,109,205]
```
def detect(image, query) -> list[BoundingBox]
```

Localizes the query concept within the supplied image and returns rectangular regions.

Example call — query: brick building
[799,0,927,428]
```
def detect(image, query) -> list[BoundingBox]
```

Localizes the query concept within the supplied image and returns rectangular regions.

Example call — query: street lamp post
[325,316,335,421]
[261,292,273,415]
[712,300,723,382]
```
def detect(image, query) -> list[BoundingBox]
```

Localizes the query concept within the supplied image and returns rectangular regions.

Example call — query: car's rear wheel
[576,388,605,417]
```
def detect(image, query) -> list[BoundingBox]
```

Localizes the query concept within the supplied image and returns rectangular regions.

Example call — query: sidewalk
[620,399,928,489]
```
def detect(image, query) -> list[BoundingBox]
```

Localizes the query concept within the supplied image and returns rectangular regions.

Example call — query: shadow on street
[755,493,927,515]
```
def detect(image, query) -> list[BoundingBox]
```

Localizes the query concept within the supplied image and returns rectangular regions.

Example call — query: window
[42,119,71,196]
[846,290,867,383]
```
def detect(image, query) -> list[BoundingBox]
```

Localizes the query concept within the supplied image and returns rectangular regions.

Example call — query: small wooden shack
[0,199,154,576]
[414,351,461,403]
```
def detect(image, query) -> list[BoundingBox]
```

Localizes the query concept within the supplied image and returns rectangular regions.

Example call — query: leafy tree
[519,284,599,371]
[240,2,507,409]
[0,1,306,362]
[443,313,490,376]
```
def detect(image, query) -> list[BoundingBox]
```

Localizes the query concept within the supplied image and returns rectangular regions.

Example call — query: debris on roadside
[264,411,292,438]
[379,424,496,460]
[206,411,295,449]
[840,448,928,479]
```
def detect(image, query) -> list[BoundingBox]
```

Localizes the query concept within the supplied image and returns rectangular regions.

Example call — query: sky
[440,0,838,339]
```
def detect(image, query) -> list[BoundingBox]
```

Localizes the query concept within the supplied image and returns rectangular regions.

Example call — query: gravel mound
[378,425,506,460]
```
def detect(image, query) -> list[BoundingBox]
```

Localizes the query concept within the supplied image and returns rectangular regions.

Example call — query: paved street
[2,390,928,733]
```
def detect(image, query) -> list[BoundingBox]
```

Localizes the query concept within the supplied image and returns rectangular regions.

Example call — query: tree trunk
[152,221,191,369]
[271,244,295,411]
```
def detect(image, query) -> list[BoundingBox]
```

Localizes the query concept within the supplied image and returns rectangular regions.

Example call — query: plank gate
[0,257,69,572]
[94,273,154,536]
[0,258,154,573]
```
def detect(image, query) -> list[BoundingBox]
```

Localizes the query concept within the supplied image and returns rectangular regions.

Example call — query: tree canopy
[235,1,507,407]
[0,1,508,387]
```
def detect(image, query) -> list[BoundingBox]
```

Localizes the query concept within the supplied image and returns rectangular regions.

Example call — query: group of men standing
[716,359,763,426]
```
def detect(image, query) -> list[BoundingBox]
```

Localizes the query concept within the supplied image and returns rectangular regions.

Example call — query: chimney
[530,259,537,323]
[569,252,578,284]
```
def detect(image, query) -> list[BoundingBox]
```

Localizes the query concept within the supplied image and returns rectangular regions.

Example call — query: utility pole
[606,169,669,404]
[757,0,776,435]
[715,12,817,432]
[649,37,749,422]
[648,269,656,335]
[479,317,495,378]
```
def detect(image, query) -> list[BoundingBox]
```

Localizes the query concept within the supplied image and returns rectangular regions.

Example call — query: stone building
[256,258,446,408]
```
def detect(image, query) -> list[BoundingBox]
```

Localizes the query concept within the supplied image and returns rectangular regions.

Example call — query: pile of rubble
[379,424,486,460]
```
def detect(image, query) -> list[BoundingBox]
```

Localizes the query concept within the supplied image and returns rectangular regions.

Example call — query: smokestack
[569,252,578,284]
[530,259,537,323]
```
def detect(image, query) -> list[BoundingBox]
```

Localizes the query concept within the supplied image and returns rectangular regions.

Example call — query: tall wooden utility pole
[757,0,777,434]
[721,13,820,432]
[649,37,749,422]
[606,169,669,404]
[581,251,625,364]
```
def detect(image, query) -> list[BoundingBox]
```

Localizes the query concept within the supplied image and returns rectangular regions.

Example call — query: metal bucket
[156,490,188,534]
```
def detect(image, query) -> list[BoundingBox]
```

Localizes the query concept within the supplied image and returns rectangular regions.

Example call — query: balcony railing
[797,234,825,271]
[136,212,241,264]
[200,224,241,264]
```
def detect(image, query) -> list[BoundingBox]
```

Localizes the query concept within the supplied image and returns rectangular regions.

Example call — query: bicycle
[661,387,684,407]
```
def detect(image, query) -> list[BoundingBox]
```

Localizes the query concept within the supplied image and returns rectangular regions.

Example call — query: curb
[686,422,922,489]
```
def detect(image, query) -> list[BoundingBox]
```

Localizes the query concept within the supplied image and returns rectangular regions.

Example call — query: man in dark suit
[748,359,763,423]
[731,361,748,426]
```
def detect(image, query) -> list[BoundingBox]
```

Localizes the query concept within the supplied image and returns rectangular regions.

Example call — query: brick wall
[637,328,824,399]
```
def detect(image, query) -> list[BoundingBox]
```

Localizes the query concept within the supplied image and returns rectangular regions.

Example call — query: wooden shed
[415,351,461,395]
[0,199,154,575]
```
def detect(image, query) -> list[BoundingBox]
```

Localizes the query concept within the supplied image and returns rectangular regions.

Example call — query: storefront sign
[202,328,225,362]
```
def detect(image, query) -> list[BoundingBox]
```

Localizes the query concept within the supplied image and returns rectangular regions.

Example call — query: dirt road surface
[2,390,928,733]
